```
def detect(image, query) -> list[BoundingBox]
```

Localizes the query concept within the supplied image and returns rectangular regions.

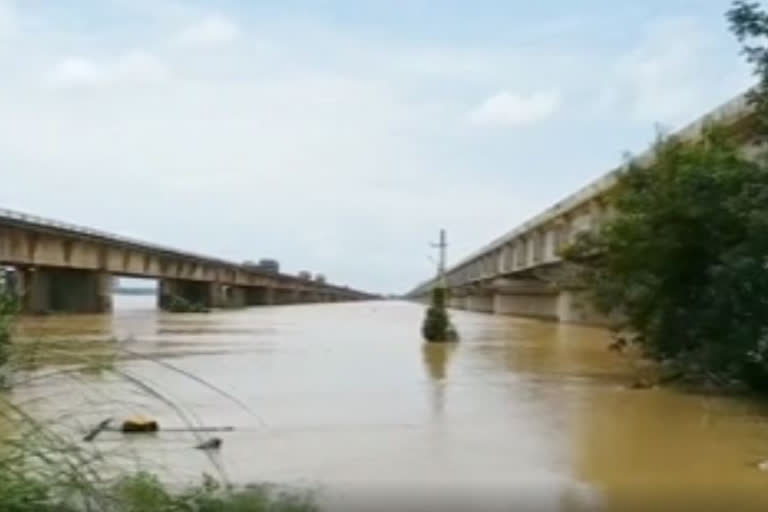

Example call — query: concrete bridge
[0,208,376,314]
[408,92,759,324]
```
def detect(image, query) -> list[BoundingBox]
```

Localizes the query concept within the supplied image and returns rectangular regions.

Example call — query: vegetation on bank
[0,290,315,511]
[563,1,768,392]
[0,469,316,512]
[0,292,17,389]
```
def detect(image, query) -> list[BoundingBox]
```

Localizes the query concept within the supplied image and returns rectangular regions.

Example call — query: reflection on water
[422,342,457,419]
[5,297,768,510]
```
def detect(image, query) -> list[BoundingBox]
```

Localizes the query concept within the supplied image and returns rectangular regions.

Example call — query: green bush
[0,292,18,388]
[165,295,210,313]
[564,126,768,389]
[421,287,457,342]
[561,1,768,391]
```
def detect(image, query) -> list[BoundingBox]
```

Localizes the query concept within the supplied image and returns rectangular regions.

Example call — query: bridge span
[408,92,758,324]
[0,208,375,314]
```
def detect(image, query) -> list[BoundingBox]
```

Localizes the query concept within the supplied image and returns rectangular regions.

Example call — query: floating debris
[195,437,222,450]
[121,417,160,433]
[83,417,112,442]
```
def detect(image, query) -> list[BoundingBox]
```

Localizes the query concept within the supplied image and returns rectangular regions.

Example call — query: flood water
[6,296,768,511]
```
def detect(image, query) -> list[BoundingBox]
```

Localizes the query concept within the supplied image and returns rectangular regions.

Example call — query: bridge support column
[20,268,112,314]
[158,279,213,311]
[447,295,466,310]
[556,290,613,325]
[493,292,558,320]
[273,288,299,305]
[465,293,493,313]
[211,284,247,309]
[245,286,274,306]
[297,290,315,303]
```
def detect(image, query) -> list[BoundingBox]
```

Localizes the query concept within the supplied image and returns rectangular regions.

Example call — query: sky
[0,0,756,295]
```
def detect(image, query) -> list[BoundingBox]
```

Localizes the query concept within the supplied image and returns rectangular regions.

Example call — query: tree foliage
[561,1,768,389]
[565,127,768,387]
[0,291,18,388]
[422,287,457,343]
[728,1,768,127]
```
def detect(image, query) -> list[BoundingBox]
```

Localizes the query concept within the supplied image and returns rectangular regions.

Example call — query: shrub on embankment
[564,126,768,391]
[562,2,768,392]
[0,291,17,389]
[0,469,316,512]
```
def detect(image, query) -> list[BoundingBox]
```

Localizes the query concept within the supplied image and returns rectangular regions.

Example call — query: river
[6,296,768,511]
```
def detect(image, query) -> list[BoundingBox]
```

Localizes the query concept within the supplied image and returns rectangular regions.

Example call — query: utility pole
[430,229,447,288]
[422,228,458,342]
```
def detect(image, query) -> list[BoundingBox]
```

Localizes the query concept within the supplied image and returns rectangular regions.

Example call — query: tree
[565,125,768,386]
[560,1,768,390]
[421,287,457,343]
[728,1,768,128]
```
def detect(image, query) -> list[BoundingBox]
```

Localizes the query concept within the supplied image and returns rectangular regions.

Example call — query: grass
[0,288,317,512]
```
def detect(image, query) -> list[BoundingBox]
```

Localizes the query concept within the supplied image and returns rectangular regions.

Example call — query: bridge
[0,208,376,314]
[408,91,759,325]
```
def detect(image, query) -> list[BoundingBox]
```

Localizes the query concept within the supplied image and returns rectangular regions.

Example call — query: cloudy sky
[0,0,755,294]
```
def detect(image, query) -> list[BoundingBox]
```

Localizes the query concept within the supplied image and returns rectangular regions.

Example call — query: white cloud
[596,17,751,125]
[47,51,170,88]
[172,15,240,47]
[47,57,103,87]
[469,90,561,126]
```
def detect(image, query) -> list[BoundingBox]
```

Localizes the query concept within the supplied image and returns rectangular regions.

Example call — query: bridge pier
[158,279,214,310]
[245,286,274,306]
[555,290,613,325]
[297,290,317,303]
[19,267,112,314]
[447,295,466,310]
[212,284,247,309]
[465,293,493,313]
[273,288,299,305]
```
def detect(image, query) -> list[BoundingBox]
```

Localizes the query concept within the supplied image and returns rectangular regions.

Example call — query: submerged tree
[422,287,457,343]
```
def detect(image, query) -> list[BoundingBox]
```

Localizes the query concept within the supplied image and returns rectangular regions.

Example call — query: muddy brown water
[5,296,768,511]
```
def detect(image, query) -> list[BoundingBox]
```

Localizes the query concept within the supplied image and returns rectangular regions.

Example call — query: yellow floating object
[121,417,159,433]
